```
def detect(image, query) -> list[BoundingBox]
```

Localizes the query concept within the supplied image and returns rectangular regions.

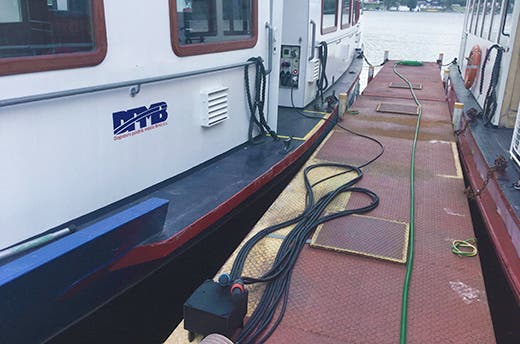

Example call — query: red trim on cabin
[448,85,520,303]
[111,109,338,271]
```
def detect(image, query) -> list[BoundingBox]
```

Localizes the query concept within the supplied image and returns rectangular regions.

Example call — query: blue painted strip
[0,197,168,285]
[0,197,169,343]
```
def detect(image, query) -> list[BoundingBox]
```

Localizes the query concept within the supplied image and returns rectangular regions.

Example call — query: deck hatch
[376,102,420,116]
[388,82,423,90]
[310,215,409,263]
[201,87,229,127]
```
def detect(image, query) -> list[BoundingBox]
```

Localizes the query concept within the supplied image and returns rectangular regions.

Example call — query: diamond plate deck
[165,62,495,344]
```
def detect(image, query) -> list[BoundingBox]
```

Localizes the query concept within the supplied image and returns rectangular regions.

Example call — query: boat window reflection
[0,0,96,59]
[341,0,351,29]
[352,0,360,24]
[322,0,338,33]
[176,0,253,45]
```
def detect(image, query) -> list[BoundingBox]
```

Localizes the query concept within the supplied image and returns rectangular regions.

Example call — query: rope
[479,45,504,126]
[244,57,278,143]
[451,239,478,257]
[392,62,423,344]
[440,57,457,67]
[360,51,387,67]
[315,41,329,106]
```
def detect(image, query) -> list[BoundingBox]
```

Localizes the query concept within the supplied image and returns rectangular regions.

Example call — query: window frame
[352,0,360,25]
[0,0,107,76]
[341,0,351,29]
[169,0,258,57]
[322,0,339,35]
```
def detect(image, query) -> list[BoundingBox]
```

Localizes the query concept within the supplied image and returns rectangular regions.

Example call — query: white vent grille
[201,87,229,127]
[510,109,520,167]
[308,59,320,82]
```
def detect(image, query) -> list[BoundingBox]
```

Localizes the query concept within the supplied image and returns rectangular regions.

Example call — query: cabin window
[466,0,473,32]
[170,0,258,56]
[0,0,106,76]
[488,0,502,41]
[479,0,495,40]
[322,0,338,34]
[502,0,515,40]
[341,0,351,29]
[352,0,360,25]
[466,0,514,43]
[473,0,484,35]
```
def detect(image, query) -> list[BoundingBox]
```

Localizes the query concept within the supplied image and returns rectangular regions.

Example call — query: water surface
[361,11,465,64]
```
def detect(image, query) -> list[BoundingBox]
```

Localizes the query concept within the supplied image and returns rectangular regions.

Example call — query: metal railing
[0,61,255,108]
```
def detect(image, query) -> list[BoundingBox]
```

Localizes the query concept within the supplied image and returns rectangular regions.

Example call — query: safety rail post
[437,53,444,66]
[368,65,375,83]
[339,92,348,118]
[453,102,464,131]
[443,69,450,92]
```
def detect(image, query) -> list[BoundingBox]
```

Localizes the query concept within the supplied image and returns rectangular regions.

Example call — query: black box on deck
[184,280,248,338]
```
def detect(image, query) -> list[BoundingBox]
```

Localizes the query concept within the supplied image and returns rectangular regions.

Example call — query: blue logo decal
[113,102,168,140]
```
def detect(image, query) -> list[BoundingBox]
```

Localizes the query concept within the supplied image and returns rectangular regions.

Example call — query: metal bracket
[130,84,141,97]
[309,20,316,61]
[265,22,273,75]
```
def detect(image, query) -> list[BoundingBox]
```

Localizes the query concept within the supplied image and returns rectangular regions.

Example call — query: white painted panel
[0,0,273,249]
[0,69,253,249]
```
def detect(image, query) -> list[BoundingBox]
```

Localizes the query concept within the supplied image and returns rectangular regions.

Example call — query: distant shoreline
[363,5,465,14]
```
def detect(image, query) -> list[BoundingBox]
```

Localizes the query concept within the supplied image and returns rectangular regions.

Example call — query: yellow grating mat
[310,214,409,263]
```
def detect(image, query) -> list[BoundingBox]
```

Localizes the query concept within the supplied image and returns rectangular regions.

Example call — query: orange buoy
[464,45,481,89]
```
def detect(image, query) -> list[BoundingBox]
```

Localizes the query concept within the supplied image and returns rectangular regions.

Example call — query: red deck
[166,62,496,343]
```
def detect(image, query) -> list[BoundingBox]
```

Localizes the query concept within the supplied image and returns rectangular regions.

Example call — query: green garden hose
[396,60,424,66]
[392,61,423,344]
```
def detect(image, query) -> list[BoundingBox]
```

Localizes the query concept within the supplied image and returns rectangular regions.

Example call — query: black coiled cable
[228,162,379,344]
[223,109,384,342]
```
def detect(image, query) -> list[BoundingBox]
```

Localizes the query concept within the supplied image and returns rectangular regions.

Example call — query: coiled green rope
[451,238,478,257]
